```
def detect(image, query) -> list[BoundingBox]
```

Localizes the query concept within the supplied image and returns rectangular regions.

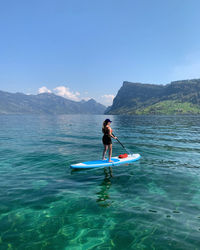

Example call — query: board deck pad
[84,158,120,165]
[70,154,141,169]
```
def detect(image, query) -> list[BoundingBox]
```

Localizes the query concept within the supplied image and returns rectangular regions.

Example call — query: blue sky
[0,0,200,105]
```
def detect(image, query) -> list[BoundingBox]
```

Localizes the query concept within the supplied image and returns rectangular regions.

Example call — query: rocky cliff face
[105,79,200,115]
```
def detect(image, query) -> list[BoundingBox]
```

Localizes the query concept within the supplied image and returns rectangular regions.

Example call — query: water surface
[0,115,200,249]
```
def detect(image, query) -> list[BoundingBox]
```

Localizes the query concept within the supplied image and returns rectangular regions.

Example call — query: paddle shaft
[112,133,131,154]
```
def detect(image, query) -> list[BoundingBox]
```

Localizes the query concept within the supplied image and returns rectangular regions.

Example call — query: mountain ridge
[0,90,106,114]
[105,79,200,115]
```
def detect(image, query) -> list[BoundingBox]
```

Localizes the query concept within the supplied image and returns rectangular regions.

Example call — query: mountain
[105,79,200,115]
[0,91,106,114]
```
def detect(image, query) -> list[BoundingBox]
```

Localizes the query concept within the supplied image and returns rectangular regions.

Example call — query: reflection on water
[96,168,113,207]
[1,114,200,249]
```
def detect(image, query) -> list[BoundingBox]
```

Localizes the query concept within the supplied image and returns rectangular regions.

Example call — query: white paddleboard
[70,154,141,169]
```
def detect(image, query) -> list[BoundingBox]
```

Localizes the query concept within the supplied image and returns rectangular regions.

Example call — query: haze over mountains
[106,79,200,115]
[1,78,200,115]
[0,91,106,114]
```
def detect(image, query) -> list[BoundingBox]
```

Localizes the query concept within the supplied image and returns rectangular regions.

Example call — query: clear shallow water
[0,115,200,249]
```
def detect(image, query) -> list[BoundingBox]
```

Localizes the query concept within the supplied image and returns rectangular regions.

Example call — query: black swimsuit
[102,127,112,145]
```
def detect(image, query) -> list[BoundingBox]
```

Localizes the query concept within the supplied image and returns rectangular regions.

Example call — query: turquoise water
[0,115,200,250]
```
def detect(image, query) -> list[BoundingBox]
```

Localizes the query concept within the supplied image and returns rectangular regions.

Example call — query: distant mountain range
[0,91,106,114]
[105,79,200,115]
[2,78,200,115]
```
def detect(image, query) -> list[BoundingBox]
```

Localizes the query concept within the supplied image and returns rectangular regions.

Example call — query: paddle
[112,133,132,155]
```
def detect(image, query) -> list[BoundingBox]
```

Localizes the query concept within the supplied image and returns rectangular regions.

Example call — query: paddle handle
[112,133,131,154]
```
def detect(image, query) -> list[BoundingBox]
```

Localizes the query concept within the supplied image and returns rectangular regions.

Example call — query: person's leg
[108,144,112,162]
[102,144,108,160]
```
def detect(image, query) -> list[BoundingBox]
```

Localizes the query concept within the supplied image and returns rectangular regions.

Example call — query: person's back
[102,126,110,136]
[102,119,117,162]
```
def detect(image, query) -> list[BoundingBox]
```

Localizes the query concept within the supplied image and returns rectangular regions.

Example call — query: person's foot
[108,160,113,163]
[102,158,106,161]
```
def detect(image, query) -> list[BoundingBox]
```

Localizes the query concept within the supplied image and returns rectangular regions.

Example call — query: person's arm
[108,127,117,139]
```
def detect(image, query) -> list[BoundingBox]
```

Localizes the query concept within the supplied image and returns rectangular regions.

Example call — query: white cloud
[37,85,100,103]
[100,94,115,106]
[172,62,200,80]
[53,86,80,101]
[171,53,200,81]
[82,97,91,101]
[38,86,52,94]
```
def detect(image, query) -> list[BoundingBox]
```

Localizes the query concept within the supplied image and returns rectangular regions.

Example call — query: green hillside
[135,101,200,115]
[105,79,200,115]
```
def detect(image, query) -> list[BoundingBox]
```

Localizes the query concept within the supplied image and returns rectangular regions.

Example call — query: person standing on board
[102,119,117,162]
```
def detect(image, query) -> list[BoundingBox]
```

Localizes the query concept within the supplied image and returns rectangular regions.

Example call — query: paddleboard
[70,154,141,169]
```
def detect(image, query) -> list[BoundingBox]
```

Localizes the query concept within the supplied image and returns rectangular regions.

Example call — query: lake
[0,114,200,249]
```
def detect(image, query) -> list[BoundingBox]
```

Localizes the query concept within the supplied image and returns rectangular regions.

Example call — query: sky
[1,0,200,106]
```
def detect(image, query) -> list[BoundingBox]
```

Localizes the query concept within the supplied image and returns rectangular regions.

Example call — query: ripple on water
[1,115,200,249]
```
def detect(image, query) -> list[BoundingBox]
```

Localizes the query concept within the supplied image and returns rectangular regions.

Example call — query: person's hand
[115,136,117,140]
